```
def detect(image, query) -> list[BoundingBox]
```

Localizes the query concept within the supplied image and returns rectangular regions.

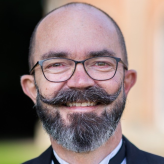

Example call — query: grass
[0,139,46,164]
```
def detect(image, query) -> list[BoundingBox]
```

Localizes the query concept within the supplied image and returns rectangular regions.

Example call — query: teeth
[76,103,81,107]
[81,102,87,106]
[67,102,96,107]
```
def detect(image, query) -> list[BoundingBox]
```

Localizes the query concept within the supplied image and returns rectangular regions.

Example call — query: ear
[124,69,137,96]
[20,75,37,104]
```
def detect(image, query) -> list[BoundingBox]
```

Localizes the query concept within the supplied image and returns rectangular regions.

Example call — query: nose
[66,63,95,89]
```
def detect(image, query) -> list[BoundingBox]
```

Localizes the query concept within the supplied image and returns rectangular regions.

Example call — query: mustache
[37,85,122,106]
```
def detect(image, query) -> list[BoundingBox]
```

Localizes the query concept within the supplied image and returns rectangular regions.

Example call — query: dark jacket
[22,136,164,164]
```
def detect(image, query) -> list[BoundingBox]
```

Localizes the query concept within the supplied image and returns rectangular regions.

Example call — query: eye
[50,63,62,67]
[95,62,108,66]
[46,62,65,69]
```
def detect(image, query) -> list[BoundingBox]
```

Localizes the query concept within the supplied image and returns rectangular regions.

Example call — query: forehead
[33,5,121,62]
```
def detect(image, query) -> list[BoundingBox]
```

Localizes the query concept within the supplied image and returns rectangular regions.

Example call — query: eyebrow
[41,51,69,60]
[40,49,116,60]
[87,49,116,58]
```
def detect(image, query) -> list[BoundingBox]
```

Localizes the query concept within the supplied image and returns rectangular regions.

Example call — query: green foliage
[0,140,46,164]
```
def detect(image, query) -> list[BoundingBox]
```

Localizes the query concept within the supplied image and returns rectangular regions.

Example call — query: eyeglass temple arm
[29,61,39,74]
[120,60,128,70]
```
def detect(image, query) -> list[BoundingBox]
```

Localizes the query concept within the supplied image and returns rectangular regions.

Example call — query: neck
[50,122,122,164]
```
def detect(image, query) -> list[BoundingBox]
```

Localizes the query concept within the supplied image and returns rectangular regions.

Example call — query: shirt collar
[53,139,123,164]
[99,139,122,164]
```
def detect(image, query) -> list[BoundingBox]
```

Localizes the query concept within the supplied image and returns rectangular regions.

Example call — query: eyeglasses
[30,56,128,82]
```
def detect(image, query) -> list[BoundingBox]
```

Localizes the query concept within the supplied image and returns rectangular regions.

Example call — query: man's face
[27,7,129,152]
[33,7,124,117]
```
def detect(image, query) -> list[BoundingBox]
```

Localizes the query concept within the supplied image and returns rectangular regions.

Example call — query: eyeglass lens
[42,57,117,82]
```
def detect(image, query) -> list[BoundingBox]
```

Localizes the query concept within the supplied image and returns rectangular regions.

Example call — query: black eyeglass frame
[30,56,128,82]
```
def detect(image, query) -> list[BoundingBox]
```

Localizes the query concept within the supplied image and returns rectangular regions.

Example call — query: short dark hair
[28,2,128,70]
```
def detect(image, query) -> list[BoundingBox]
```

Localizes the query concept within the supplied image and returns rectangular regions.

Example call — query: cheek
[42,82,65,98]
[35,74,66,98]
[95,75,122,95]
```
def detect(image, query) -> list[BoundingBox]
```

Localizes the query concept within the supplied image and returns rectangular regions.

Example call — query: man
[21,2,164,164]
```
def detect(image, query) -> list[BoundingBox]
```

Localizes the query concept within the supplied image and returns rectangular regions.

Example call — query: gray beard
[35,86,126,153]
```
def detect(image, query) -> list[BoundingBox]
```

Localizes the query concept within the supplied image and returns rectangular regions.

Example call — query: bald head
[29,2,128,70]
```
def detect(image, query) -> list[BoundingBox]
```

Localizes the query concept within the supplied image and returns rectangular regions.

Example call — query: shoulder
[141,150,164,163]
[22,159,36,164]
[123,136,164,164]
[22,146,52,164]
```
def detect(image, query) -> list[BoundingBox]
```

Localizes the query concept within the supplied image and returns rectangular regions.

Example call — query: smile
[66,102,97,107]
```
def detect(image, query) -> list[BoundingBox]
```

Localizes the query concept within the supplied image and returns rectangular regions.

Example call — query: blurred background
[1,0,164,163]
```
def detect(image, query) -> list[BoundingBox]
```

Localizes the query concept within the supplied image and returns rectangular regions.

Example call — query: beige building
[36,0,164,156]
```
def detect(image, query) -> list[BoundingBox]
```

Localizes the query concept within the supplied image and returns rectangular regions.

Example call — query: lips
[66,101,97,107]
